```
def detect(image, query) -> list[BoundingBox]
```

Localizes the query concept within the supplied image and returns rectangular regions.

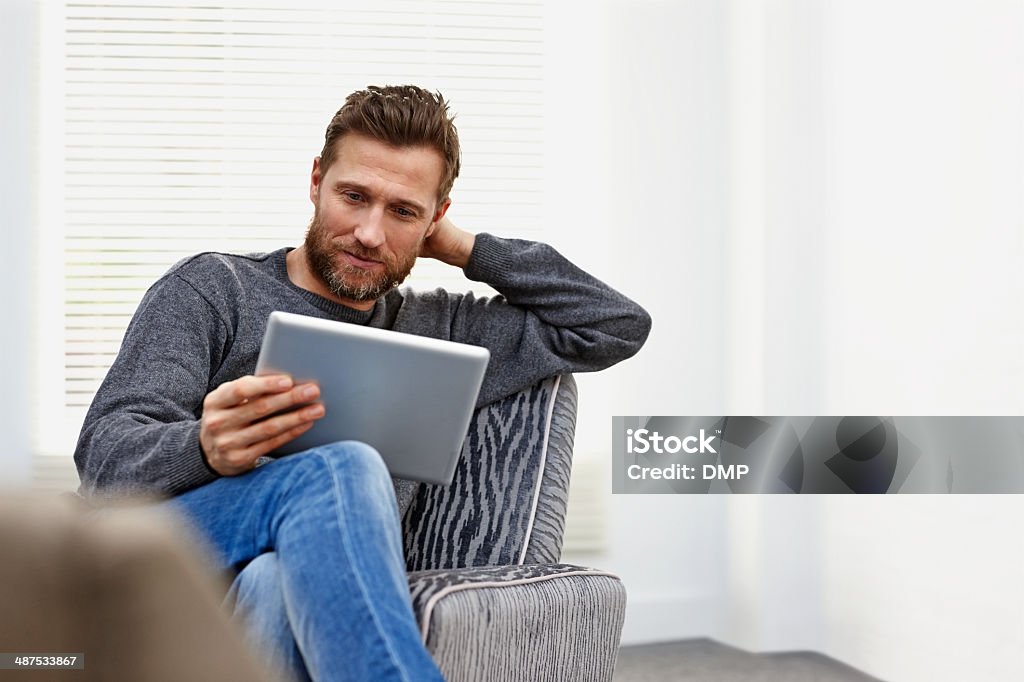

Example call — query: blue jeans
[167,441,443,682]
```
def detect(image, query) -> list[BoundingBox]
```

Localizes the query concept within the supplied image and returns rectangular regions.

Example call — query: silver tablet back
[255,311,490,485]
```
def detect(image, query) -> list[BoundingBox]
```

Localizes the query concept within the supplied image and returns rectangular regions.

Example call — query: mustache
[306,213,392,267]
[334,240,391,267]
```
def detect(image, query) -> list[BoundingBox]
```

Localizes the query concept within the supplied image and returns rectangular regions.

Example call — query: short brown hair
[319,85,461,204]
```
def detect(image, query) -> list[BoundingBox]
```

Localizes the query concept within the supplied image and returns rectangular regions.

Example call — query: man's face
[304,132,448,307]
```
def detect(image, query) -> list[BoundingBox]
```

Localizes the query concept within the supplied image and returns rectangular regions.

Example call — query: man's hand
[199,374,324,476]
[420,215,476,268]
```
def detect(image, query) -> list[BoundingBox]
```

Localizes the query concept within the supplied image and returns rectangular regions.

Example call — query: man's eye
[395,207,414,218]
[343,191,362,202]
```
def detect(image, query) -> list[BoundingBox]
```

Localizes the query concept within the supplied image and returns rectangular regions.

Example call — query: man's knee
[314,440,388,475]
[284,441,393,497]
[227,552,283,614]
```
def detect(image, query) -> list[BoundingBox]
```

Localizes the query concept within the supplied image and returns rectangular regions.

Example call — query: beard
[303,209,421,302]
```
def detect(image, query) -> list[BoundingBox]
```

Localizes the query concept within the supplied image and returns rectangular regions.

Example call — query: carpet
[613,639,885,681]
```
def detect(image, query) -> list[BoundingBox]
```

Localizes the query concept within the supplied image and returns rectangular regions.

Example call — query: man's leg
[226,553,311,682]
[167,441,441,682]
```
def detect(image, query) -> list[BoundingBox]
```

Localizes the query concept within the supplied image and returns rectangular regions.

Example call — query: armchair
[402,375,627,682]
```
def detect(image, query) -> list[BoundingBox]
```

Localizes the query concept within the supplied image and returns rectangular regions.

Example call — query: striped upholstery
[407,563,621,635]
[401,375,628,682]
[402,375,578,571]
[408,565,627,682]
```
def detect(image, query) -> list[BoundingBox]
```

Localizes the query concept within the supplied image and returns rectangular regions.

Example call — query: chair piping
[516,374,561,566]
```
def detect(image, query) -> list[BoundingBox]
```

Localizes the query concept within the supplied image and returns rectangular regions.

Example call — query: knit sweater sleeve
[441,232,651,406]
[74,271,228,498]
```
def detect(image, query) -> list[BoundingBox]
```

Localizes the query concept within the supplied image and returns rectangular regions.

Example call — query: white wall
[820,497,1024,682]
[763,4,1024,679]
[0,0,37,488]
[821,0,1024,415]
[546,0,735,644]
[556,1,1024,680]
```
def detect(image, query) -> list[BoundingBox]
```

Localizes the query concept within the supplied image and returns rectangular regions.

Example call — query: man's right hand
[199,374,324,476]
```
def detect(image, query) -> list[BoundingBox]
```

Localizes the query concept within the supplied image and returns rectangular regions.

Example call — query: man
[76,85,650,681]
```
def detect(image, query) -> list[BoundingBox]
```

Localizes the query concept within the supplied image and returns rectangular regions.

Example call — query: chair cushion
[408,563,626,682]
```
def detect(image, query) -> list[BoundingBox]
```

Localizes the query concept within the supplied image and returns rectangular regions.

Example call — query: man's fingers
[232,382,320,428]
[206,374,295,409]
[223,402,325,451]
[212,420,317,476]
[199,375,324,475]
[205,382,320,433]
[239,421,317,463]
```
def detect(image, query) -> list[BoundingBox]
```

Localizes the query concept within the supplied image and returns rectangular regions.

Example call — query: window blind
[39,0,546,455]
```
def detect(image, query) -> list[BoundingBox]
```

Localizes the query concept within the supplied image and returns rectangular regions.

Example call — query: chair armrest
[408,563,626,682]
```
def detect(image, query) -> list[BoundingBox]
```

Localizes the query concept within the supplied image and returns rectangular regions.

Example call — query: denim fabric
[168,442,443,682]
[225,553,312,681]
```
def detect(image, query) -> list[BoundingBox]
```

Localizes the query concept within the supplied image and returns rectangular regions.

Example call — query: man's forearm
[76,415,216,497]
[436,232,652,406]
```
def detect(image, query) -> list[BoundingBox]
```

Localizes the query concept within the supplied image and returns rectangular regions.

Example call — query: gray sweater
[75,233,651,513]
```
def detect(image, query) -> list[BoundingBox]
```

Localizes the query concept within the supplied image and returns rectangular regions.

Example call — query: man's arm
[414,218,652,406]
[74,273,226,497]
[75,269,323,497]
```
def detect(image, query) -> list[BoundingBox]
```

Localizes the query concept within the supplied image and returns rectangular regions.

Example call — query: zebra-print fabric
[402,375,578,571]
[408,563,627,682]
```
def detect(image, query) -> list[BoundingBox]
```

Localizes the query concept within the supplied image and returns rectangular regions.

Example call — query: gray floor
[613,639,885,682]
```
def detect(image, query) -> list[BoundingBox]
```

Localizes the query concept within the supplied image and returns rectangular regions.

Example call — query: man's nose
[353,207,386,250]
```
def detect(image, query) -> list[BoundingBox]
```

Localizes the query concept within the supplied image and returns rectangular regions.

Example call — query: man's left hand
[420,215,475,268]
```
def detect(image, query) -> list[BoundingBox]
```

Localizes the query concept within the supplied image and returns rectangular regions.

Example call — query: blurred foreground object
[0,494,274,682]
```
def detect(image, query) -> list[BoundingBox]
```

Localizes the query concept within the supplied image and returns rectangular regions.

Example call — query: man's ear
[425,198,452,238]
[309,157,322,205]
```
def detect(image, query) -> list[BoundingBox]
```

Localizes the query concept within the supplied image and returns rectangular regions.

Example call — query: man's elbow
[585,305,652,368]
[629,305,652,348]
[615,303,652,359]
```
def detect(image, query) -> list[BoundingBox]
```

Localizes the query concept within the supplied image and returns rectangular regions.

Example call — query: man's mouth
[341,250,382,269]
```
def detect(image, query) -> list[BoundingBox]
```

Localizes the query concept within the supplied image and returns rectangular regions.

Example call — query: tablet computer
[254,310,490,485]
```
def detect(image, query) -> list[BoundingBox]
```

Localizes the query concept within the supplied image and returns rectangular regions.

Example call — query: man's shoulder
[167,249,278,275]
[164,249,284,286]
[392,284,463,306]
[388,284,494,325]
